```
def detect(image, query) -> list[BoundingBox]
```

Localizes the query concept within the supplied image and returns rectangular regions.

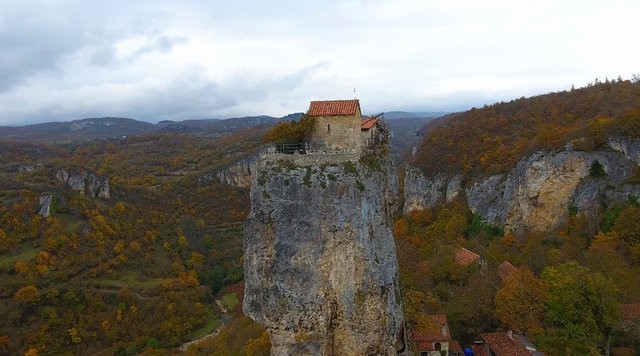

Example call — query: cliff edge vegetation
[413,77,640,178]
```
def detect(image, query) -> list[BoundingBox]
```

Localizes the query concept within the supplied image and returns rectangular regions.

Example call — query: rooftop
[412,314,464,352]
[471,344,489,356]
[307,99,360,116]
[480,332,533,356]
[620,303,640,320]
[498,260,518,281]
[360,117,379,130]
[449,340,464,354]
[455,247,481,266]
[413,314,451,342]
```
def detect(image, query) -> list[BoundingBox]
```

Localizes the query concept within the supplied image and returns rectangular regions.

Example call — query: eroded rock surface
[243,155,402,355]
[56,168,110,199]
[405,138,640,233]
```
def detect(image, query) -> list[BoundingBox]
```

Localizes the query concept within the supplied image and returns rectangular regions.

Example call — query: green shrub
[589,160,605,178]
[263,115,315,145]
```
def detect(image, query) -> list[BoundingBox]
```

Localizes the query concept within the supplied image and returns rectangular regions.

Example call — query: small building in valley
[471,331,543,356]
[497,260,517,282]
[411,314,464,356]
[455,247,486,267]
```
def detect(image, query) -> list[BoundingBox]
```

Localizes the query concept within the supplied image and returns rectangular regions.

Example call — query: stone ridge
[404,138,640,233]
[243,156,403,355]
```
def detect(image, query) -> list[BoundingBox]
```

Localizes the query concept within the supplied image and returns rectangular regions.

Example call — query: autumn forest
[1,78,640,355]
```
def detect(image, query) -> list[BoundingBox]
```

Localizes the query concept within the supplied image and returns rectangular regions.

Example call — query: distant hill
[378,112,445,164]
[386,117,434,164]
[175,115,300,131]
[0,110,440,144]
[0,113,305,141]
[0,117,156,140]
[381,111,448,120]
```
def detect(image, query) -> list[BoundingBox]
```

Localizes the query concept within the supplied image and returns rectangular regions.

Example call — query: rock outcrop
[243,154,403,355]
[402,169,462,213]
[203,152,260,188]
[16,163,43,173]
[56,168,110,199]
[38,194,53,218]
[405,138,640,233]
[199,149,267,188]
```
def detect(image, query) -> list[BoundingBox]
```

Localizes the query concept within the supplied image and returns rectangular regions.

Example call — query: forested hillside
[3,79,640,355]
[0,128,271,355]
[399,79,640,355]
[413,78,640,177]
[0,109,431,355]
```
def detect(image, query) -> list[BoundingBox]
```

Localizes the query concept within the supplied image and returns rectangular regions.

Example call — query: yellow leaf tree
[495,268,548,334]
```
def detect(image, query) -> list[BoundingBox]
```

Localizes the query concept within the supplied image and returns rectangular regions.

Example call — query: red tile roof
[481,332,532,356]
[498,261,518,282]
[620,303,640,321]
[360,117,378,130]
[413,314,451,341]
[455,247,481,266]
[307,99,360,116]
[413,314,455,351]
[471,344,489,356]
[450,340,464,354]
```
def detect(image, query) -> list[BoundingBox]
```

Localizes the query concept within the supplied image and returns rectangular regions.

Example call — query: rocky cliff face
[405,138,640,233]
[205,153,260,188]
[403,170,462,213]
[199,149,266,188]
[56,168,110,199]
[38,193,53,218]
[243,154,403,355]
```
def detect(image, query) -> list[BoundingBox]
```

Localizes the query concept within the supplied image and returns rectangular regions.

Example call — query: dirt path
[178,299,228,352]
[91,288,153,300]
[179,324,223,352]
[215,299,228,314]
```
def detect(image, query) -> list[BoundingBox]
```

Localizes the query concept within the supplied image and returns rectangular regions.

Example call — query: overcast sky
[1,0,638,125]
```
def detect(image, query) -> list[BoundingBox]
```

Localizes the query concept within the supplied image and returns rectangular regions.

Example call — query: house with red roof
[411,314,464,356]
[471,331,543,356]
[455,247,486,267]
[618,303,640,336]
[497,260,517,282]
[306,99,382,153]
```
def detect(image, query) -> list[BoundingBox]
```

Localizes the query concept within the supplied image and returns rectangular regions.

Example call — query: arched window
[327,124,331,133]
[435,342,442,351]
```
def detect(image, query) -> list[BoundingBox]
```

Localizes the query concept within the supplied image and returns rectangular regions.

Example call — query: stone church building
[306,99,381,153]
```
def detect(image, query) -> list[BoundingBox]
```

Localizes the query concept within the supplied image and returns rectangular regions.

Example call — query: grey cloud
[88,45,118,67]
[87,34,189,68]
[1,0,638,125]
[135,35,189,56]
[228,61,329,101]
[96,66,239,121]
[0,17,82,91]
[0,2,182,90]
[141,63,328,120]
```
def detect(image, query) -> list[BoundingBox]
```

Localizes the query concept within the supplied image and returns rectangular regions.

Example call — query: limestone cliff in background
[55,168,110,199]
[214,154,258,188]
[200,149,263,188]
[404,138,640,233]
[243,153,403,355]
